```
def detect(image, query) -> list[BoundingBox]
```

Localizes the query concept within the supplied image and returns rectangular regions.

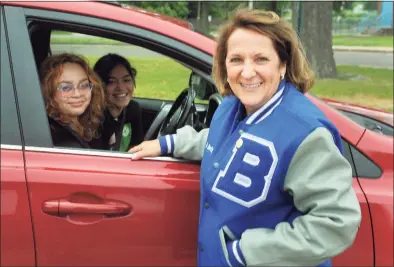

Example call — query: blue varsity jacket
[160,80,343,267]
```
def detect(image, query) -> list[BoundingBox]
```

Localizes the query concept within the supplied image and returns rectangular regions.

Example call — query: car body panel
[0,9,35,266]
[123,5,194,30]
[324,97,394,127]
[23,149,200,266]
[332,179,374,266]
[356,130,393,267]
[0,1,392,266]
[0,148,36,267]
[306,94,365,145]
[3,1,214,54]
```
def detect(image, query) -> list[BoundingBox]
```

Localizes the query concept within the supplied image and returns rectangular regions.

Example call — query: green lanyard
[119,123,132,152]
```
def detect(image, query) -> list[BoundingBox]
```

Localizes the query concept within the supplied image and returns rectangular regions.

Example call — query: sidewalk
[333,45,393,53]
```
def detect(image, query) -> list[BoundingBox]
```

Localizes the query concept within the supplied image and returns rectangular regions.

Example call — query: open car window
[12,6,214,154]
[49,31,193,102]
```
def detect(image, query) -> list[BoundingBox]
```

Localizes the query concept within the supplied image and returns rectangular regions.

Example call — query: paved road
[52,44,394,69]
[334,51,393,69]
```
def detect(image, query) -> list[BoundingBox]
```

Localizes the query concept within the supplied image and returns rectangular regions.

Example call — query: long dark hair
[93,53,137,87]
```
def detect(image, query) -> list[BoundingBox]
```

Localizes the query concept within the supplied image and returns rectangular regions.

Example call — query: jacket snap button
[204,202,210,209]
[239,129,244,135]
[236,138,243,148]
[213,162,219,168]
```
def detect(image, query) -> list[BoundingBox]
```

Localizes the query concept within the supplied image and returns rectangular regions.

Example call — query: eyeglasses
[57,81,93,97]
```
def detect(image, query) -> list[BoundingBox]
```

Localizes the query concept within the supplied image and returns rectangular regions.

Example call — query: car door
[331,139,374,266]
[0,6,35,266]
[4,5,202,266]
[310,96,375,266]
[351,131,393,267]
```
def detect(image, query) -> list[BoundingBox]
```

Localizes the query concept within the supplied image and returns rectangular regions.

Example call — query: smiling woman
[131,9,362,267]
[39,53,106,148]
[93,53,144,152]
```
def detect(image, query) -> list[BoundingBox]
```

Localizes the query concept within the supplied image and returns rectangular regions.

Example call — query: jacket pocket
[219,225,239,266]
[218,227,231,266]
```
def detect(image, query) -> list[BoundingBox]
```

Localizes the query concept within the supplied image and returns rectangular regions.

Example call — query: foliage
[125,1,189,19]
[208,2,248,20]
[332,36,393,47]
[86,56,192,101]
[332,1,354,16]
[203,1,292,19]
[312,65,393,111]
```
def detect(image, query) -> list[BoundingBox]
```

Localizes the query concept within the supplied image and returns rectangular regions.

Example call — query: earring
[280,74,285,80]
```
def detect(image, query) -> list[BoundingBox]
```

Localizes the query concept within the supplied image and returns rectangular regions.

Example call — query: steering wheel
[158,87,195,136]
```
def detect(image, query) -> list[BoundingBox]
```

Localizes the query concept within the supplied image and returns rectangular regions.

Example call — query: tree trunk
[199,1,210,35]
[299,2,337,78]
[270,1,277,14]
[291,2,299,33]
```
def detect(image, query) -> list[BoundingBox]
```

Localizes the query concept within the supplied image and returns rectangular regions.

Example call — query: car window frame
[1,5,23,149]
[24,7,213,83]
[342,137,382,179]
[3,5,209,163]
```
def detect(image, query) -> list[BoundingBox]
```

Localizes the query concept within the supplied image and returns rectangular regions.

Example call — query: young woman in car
[40,53,106,149]
[94,53,143,152]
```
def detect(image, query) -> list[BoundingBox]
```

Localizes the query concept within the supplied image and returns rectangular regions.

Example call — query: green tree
[126,1,189,19]
[253,1,291,15]
[332,1,354,16]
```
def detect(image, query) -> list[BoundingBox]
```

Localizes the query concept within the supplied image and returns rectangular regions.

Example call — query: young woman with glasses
[40,53,105,148]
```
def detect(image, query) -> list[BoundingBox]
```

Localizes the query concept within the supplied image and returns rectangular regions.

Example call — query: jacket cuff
[226,240,246,266]
[158,134,176,155]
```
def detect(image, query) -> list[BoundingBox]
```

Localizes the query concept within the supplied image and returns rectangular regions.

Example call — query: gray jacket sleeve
[238,127,361,266]
[174,126,209,160]
[158,125,209,161]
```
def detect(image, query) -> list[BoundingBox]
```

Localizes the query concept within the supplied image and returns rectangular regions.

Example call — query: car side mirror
[189,72,215,100]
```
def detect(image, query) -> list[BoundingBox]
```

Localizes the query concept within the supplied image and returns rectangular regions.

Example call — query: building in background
[379,1,393,28]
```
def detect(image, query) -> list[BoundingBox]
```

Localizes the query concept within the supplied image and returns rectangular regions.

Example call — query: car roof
[1,0,214,55]
[123,5,193,30]
[97,1,193,30]
[324,98,393,126]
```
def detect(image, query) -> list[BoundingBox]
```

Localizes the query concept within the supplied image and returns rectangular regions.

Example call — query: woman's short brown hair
[39,53,105,141]
[213,9,315,96]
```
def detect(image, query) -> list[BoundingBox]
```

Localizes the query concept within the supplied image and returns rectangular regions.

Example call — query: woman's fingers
[128,144,142,154]
[129,140,161,160]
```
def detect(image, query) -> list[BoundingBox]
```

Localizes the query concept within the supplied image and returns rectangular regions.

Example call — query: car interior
[28,20,222,149]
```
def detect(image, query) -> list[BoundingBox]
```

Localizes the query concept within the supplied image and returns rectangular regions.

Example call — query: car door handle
[42,198,131,217]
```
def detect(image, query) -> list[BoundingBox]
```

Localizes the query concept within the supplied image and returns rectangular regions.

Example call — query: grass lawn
[86,56,192,100]
[52,37,125,45]
[54,35,394,48]
[85,56,393,112]
[312,66,393,112]
[52,31,73,35]
[332,35,393,47]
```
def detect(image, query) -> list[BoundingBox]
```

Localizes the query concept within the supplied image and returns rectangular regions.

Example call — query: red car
[104,1,194,30]
[324,97,394,127]
[123,5,194,30]
[1,1,392,266]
